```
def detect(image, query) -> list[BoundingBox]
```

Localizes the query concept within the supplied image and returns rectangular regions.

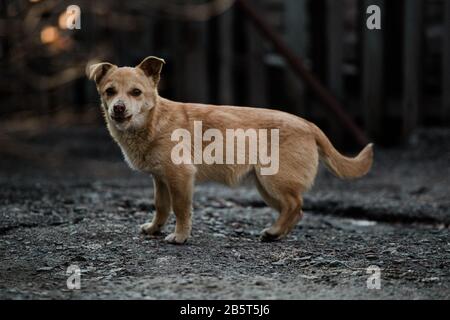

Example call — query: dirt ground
[0,122,449,299]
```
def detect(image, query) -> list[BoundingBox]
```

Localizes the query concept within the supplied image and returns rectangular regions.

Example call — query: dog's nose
[113,102,126,114]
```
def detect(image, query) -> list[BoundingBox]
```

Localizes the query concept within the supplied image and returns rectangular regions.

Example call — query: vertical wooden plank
[135,7,155,61]
[247,0,267,107]
[115,1,128,64]
[167,14,208,103]
[174,0,208,103]
[0,0,7,61]
[232,7,248,105]
[325,0,345,146]
[310,0,327,83]
[402,0,423,139]
[443,0,450,124]
[168,16,182,100]
[0,0,12,116]
[326,0,344,99]
[285,0,308,57]
[179,21,209,103]
[284,0,309,116]
[362,0,384,141]
[218,6,235,105]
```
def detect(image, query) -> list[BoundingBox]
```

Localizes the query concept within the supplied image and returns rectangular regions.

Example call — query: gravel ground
[0,124,449,299]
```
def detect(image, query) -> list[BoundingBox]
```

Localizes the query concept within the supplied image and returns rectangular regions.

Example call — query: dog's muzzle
[111,101,131,122]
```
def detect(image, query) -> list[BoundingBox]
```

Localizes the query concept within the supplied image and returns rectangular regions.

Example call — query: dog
[87,56,373,244]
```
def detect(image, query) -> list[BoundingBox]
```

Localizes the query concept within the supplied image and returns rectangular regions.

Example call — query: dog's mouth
[111,115,132,123]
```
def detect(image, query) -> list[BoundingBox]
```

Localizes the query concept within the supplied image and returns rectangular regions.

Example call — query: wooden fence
[0,0,448,147]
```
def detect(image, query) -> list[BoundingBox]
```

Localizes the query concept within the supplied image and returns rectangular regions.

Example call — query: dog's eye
[130,89,142,97]
[105,87,116,97]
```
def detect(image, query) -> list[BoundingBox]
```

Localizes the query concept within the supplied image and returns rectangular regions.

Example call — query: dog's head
[87,56,165,131]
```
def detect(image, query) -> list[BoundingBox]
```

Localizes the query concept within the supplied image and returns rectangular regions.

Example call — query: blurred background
[1,1,449,300]
[0,0,449,152]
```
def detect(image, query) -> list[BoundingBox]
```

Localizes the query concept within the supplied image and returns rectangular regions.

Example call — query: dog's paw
[140,223,162,236]
[260,228,284,242]
[164,232,189,245]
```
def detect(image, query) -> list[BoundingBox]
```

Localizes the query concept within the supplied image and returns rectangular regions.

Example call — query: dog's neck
[110,123,148,146]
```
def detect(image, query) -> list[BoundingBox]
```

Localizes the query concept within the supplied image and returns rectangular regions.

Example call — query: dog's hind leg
[255,174,304,242]
[261,194,303,242]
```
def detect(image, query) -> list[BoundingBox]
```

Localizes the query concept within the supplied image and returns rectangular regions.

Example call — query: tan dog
[87,56,373,244]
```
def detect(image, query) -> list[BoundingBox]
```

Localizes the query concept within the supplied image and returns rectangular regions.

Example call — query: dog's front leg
[140,177,171,236]
[164,168,194,244]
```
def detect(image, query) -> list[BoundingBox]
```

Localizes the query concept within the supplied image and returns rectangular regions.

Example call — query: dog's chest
[120,146,144,171]
[114,133,160,173]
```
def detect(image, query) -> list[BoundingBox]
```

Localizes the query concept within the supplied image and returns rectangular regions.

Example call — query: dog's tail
[311,123,374,179]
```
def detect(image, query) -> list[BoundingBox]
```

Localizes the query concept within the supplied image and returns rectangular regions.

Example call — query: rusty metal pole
[235,0,369,147]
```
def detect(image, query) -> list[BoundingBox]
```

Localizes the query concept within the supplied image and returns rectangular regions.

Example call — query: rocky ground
[0,123,449,299]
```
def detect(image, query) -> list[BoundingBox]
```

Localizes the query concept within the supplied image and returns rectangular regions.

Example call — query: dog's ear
[86,62,116,84]
[136,56,165,85]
